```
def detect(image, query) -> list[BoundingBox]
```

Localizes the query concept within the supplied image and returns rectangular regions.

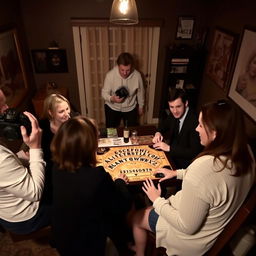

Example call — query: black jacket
[158,108,203,169]
[52,165,132,256]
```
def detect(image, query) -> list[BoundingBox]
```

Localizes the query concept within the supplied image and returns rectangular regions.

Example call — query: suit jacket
[158,108,203,169]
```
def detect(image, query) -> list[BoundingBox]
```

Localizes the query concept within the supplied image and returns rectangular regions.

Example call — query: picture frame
[31,49,68,73]
[228,27,256,122]
[0,27,28,107]
[176,17,195,39]
[205,27,237,91]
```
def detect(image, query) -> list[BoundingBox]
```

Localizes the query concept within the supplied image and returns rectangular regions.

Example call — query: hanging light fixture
[110,0,138,25]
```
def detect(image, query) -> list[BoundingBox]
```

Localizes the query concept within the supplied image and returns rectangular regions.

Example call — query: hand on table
[142,178,161,203]
[152,132,163,143]
[153,168,177,183]
[153,141,170,152]
[116,173,129,184]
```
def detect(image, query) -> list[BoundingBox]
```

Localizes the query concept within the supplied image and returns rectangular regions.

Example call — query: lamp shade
[110,0,138,25]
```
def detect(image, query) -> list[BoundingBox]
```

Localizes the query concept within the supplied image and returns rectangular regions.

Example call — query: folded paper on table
[98,137,132,147]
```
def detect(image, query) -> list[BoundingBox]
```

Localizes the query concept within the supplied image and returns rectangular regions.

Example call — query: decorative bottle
[123,120,129,143]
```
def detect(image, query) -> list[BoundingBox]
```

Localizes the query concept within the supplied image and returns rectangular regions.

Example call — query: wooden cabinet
[32,87,68,118]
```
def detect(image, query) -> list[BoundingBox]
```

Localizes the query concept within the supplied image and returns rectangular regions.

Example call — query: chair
[8,225,51,242]
[206,183,256,256]
[146,183,256,256]
[146,231,167,256]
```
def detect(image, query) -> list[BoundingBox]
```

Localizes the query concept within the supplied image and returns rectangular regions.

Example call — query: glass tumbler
[131,130,138,144]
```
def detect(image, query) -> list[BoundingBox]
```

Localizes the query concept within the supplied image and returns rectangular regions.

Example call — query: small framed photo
[176,17,195,39]
[31,49,68,73]
[205,27,237,91]
[228,27,256,122]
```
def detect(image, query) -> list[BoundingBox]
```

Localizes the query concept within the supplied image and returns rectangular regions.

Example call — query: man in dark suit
[152,88,202,169]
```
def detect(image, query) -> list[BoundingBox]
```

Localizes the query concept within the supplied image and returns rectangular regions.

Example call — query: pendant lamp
[110,0,138,25]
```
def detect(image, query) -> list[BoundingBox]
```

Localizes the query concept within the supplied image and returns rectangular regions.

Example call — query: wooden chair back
[206,183,256,255]
[146,183,256,256]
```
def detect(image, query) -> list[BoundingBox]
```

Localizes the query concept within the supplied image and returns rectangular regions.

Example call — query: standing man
[102,52,145,127]
[152,88,202,169]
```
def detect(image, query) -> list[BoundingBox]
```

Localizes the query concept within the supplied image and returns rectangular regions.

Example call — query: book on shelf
[171,58,189,64]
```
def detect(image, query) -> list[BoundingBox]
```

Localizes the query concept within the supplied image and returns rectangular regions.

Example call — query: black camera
[115,86,129,99]
[0,108,31,140]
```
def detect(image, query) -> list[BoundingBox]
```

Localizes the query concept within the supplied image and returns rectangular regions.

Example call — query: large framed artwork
[228,28,256,122]
[206,27,236,91]
[31,49,68,73]
[0,27,28,107]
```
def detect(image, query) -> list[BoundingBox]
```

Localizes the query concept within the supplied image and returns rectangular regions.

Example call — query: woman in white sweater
[0,112,51,234]
[132,99,255,256]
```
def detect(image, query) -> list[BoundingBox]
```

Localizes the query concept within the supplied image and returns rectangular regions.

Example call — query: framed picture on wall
[228,27,256,122]
[176,17,195,39]
[205,27,237,91]
[0,27,29,107]
[31,49,68,73]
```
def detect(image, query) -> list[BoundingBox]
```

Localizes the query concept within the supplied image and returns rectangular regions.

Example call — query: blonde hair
[42,94,70,120]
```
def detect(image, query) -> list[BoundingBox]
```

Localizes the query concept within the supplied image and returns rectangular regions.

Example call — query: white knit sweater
[154,155,255,256]
[0,145,45,222]
[101,66,144,112]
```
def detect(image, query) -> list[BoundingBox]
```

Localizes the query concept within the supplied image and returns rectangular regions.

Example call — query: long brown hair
[51,116,98,172]
[197,99,253,176]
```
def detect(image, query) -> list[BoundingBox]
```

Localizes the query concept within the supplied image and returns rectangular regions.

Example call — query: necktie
[171,119,180,143]
[174,119,180,137]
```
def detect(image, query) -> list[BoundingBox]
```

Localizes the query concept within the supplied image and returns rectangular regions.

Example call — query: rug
[0,231,59,256]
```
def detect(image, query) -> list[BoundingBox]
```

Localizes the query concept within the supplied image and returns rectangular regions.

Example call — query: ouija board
[97,145,172,182]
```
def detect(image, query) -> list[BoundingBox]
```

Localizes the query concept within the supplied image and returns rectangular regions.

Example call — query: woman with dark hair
[131,99,255,256]
[50,116,132,256]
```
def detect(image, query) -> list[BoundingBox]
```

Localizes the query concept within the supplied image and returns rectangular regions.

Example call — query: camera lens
[0,109,31,140]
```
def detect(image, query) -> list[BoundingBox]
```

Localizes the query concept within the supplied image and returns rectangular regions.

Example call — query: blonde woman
[40,94,71,204]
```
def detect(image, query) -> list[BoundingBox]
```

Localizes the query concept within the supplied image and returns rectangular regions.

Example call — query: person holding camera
[101,52,145,127]
[0,110,51,234]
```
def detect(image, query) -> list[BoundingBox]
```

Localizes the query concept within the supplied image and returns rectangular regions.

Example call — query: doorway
[72,19,161,126]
